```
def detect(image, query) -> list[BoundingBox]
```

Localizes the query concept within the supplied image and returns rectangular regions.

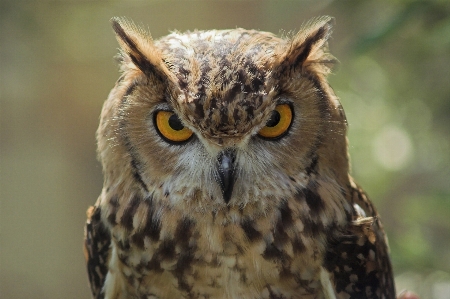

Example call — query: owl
[84,16,396,299]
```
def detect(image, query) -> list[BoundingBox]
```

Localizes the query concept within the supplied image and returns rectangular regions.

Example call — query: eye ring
[154,110,193,144]
[258,104,293,140]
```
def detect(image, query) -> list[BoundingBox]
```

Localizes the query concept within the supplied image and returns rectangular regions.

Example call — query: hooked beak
[215,149,237,203]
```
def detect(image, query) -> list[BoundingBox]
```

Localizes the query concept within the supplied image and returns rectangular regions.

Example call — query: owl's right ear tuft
[273,16,338,78]
[111,17,171,82]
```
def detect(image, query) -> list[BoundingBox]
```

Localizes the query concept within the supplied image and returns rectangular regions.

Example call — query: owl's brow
[153,102,174,112]
[274,96,294,105]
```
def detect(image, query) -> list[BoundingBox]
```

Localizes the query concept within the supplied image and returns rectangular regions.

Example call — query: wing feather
[84,205,111,299]
[325,182,396,299]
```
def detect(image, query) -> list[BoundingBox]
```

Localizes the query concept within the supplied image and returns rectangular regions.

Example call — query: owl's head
[98,17,348,212]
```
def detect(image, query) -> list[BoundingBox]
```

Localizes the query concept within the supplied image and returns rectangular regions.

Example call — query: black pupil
[266,110,281,127]
[168,114,184,131]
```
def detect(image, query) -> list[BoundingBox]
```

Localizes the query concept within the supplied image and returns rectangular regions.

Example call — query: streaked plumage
[84,16,396,299]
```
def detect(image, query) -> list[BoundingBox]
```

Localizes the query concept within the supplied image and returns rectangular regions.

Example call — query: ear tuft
[276,16,338,76]
[111,17,171,81]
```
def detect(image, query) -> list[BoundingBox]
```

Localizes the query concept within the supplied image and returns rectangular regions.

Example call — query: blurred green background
[1,0,449,298]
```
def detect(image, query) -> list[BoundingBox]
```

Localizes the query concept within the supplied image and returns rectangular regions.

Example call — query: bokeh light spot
[373,125,413,171]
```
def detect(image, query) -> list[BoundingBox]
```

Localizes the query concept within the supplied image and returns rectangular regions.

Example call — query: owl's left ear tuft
[111,17,172,82]
[276,16,338,76]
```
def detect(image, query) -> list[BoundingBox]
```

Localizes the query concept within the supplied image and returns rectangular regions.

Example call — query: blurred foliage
[331,0,450,272]
[1,1,449,298]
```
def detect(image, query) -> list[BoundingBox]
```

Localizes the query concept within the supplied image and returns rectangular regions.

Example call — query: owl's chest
[110,207,331,299]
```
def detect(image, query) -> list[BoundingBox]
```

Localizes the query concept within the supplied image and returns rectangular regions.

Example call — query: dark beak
[215,149,237,203]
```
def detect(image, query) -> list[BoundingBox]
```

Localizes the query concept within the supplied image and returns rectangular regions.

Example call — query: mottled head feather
[153,29,282,141]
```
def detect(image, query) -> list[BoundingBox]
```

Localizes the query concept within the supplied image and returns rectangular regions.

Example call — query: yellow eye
[155,111,193,143]
[258,104,293,139]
